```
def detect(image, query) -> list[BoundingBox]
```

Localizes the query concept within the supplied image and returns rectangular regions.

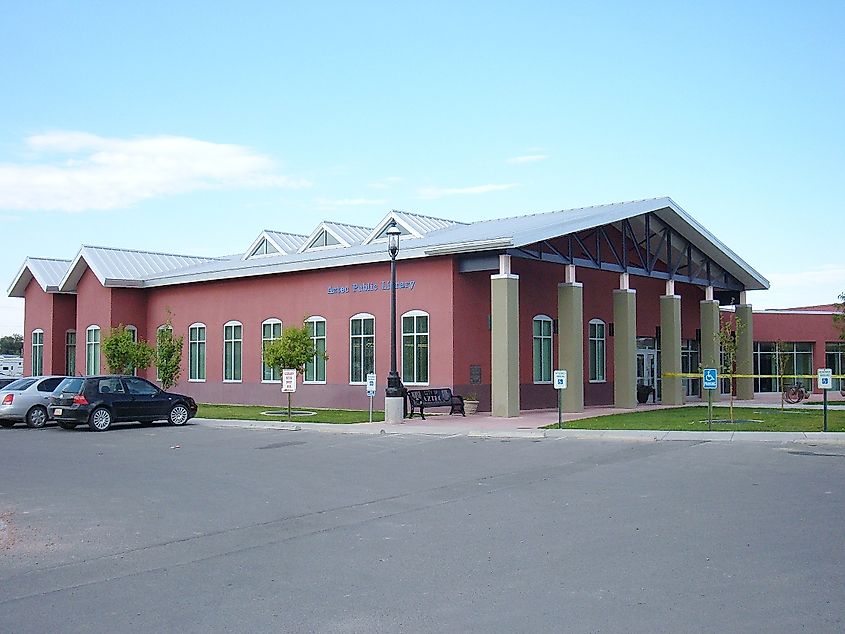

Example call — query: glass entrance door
[637,337,659,402]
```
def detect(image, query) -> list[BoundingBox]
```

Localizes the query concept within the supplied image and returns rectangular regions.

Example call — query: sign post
[818,368,832,432]
[553,370,568,429]
[281,369,297,421]
[703,368,718,431]
[366,373,377,424]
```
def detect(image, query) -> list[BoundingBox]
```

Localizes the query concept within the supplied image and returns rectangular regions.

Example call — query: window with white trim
[402,310,429,384]
[261,319,282,382]
[304,316,327,383]
[589,319,606,382]
[223,321,243,382]
[65,330,76,375]
[32,329,44,375]
[189,323,207,381]
[532,316,553,383]
[349,313,375,384]
[86,325,101,375]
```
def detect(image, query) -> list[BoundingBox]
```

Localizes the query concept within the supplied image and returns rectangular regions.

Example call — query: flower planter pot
[464,400,479,415]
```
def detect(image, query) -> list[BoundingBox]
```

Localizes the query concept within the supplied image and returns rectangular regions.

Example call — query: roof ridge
[391,209,467,225]
[264,229,309,238]
[466,196,670,225]
[80,244,226,261]
[28,256,72,263]
[321,221,374,231]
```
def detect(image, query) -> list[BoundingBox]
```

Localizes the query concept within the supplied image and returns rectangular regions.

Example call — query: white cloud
[0,131,311,212]
[368,176,404,190]
[418,183,518,199]
[506,154,549,164]
[316,197,387,209]
[0,297,24,337]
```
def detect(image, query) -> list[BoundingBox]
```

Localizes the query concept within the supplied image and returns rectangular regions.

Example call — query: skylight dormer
[250,238,279,257]
[297,221,372,254]
[242,230,307,260]
[363,210,461,245]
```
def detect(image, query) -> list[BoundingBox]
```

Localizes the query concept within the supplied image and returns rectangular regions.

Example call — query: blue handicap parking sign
[703,368,718,390]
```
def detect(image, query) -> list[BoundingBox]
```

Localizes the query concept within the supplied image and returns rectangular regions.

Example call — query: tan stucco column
[660,285,684,406]
[491,256,520,417]
[699,295,721,401]
[613,284,637,409]
[558,279,584,413]
[735,303,754,400]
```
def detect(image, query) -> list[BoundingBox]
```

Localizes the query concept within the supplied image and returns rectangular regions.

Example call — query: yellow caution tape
[662,373,845,380]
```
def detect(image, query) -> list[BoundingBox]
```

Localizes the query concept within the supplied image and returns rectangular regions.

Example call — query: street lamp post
[385,221,404,424]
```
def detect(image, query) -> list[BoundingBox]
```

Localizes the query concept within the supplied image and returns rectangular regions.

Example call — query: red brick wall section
[51,294,77,374]
[75,268,113,374]
[23,278,54,375]
[143,257,455,408]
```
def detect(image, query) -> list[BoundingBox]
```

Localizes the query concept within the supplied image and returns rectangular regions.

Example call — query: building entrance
[636,337,660,402]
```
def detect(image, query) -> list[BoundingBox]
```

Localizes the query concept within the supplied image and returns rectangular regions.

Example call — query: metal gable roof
[8,257,72,297]
[9,198,769,295]
[58,245,225,292]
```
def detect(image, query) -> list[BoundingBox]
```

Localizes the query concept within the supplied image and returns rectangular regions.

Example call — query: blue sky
[1,1,843,335]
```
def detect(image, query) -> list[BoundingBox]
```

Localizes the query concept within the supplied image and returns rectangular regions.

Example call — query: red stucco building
[9,198,842,413]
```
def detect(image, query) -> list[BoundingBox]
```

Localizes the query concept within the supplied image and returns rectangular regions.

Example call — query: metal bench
[406,388,465,420]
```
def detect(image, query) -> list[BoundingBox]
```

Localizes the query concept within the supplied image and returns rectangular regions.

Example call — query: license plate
[53,408,63,416]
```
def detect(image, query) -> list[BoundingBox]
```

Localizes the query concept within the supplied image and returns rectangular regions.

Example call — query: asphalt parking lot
[1,423,844,633]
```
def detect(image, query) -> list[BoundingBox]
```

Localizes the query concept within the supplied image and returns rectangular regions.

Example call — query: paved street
[2,423,844,633]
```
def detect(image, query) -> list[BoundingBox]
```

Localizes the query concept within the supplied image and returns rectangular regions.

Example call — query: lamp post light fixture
[384,221,404,424]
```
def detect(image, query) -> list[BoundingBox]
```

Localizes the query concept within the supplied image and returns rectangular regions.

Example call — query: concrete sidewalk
[195,393,845,443]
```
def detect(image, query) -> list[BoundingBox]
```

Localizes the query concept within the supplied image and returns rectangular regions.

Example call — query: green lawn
[197,403,383,424]
[544,406,845,432]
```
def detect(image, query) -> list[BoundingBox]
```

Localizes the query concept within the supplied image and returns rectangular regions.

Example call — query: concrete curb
[193,419,845,443]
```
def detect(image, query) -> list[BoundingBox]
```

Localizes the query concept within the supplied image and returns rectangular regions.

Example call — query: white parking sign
[281,369,297,393]
[366,373,377,397]
[818,368,833,390]
[553,370,568,390]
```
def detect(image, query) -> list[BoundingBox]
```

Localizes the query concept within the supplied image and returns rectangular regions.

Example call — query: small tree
[102,325,154,374]
[263,324,327,419]
[155,315,183,390]
[0,334,23,356]
[774,340,792,411]
[835,292,845,340]
[717,314,745,422]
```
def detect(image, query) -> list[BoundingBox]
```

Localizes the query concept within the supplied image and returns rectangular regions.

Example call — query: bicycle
[783,381,810,404]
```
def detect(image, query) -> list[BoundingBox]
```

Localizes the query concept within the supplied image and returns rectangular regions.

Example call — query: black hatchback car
[49,376,198,431]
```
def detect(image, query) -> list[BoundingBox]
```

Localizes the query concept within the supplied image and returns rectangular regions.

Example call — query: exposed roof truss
[506,211,745,290]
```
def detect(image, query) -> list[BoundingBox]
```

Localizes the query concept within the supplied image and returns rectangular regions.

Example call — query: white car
[0,376,68,428]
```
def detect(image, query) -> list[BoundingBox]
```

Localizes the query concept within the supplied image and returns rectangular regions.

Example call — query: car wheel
[0,420,15,428]
[88,407,112,432]
[26,405,48,428]
[168,403,190,426]
[57,421,78,430]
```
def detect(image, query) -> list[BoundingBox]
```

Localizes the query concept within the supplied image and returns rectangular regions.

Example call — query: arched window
[532,315,553,383]
[401,310,429,385]
[31,329,44,375]
[189,323,207,381]
[65,330,76,375]
[223,321,243,382]
[261,319,283,382]
[86,325,101,375]
[589,319,606,382]
[349,313,375,384]
[304,316,327,383]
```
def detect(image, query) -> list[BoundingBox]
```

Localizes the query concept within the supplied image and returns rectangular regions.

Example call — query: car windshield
[54,377,85,395]
[4,378,36,391]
